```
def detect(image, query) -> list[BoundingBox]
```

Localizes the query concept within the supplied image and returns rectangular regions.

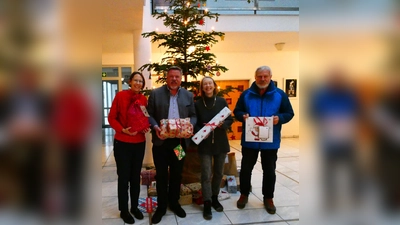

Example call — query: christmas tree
[139,0,228,92]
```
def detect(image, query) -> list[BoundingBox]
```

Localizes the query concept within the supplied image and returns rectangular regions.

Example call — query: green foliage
[139,0,228,88]
[217,86,239,98]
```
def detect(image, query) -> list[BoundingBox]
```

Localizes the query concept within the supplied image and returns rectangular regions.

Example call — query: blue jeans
[240,147,278,199]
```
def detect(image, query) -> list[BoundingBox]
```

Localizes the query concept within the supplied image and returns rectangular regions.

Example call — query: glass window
[102,67,119,77]
[122,67,132,90]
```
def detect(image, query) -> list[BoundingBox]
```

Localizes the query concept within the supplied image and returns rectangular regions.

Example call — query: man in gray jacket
[147,66,197,224]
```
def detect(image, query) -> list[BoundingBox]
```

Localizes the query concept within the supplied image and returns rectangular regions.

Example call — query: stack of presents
[140,151,243,206]
[140,107,259,206]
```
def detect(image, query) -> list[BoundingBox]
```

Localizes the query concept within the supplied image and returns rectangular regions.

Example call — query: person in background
[6,65,49,211]
[194,76,233,220]
[310,67,363,210]
[49,72,94,219]
[147,66,196,224]
[234,66,294,214]
[108,72,149,224]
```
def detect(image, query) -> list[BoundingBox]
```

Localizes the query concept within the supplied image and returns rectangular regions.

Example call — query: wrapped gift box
[138,197,157,213]
[180,184,192,195]
[185,182,201,194]
[184,182,202,204]
[160,118,193,139]
[148,181,157,196]
[245,117,273,142]
[141,169,156,186]
[193,190,203,205]
[218,190,231,201]
[179,194,193,205]
[192,107,232,145]
[236,176,240,192]
[148,187,157,196]
[223,152,238,176]
[220,175,227,188]
[179,118,193,138]
[226,175,237,193]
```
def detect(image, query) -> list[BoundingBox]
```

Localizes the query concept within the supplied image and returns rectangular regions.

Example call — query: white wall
[102,53,133,65]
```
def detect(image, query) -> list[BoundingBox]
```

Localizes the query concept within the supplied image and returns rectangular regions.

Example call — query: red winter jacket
[108,90,148,143]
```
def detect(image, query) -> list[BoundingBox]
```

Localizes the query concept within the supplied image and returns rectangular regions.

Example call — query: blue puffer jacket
[234,81,294,150]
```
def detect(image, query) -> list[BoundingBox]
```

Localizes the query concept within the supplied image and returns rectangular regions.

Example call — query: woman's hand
[141,128,150,133]
[122,127,138,136]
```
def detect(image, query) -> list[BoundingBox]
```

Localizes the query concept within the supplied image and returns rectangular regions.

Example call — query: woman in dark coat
[194,76,233,220]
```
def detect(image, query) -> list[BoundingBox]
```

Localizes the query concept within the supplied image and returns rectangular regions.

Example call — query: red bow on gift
[253,117,268,126]
[204,122,218,130]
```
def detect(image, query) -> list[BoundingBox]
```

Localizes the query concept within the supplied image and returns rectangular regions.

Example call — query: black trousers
[152,138,186,211]
[113,139,145,212]
[63,144,86,218]
[240,147,278,199]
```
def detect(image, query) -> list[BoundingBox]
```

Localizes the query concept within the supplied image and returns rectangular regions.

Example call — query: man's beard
[256,83,269,89]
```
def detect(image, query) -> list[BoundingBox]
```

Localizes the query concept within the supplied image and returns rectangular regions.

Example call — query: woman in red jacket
[108,72,149,224]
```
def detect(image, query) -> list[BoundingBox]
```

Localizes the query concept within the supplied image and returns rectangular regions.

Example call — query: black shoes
[130,208,144,220]
[264,198,276,214]
[211,195,224,212]
[203,200,212,220]
[170,205,186,218]
[120,211,134,224]
[151,209,166,224]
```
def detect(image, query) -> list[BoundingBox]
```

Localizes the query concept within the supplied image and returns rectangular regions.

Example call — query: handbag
[126,95,149,132]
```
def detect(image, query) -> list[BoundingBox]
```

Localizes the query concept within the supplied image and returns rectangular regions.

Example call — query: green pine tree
[139,0,229,93]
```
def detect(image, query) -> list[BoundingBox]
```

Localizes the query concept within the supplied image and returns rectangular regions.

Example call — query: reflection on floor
[102,128,299,225]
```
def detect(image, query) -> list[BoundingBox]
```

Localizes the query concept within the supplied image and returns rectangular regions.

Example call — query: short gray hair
[255,66,272,75]
[168,66,183,75]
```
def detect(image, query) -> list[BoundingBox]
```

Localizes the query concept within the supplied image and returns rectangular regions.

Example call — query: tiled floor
[102,128,299,225]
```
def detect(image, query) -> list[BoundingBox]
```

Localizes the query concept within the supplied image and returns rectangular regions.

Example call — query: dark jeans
[114,139,145,212]
[152,138,186,211]
[322,142,361,208]
[199,153,227,201]
[240,147,278,199]
[63,144,86,218]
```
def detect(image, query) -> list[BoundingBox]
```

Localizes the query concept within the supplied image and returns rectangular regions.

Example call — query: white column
[135,0,154,167]
[133,31,154,167]
[133,29,152,90]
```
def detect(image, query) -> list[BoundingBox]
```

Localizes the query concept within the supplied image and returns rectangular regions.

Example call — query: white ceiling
[102,0,299,55]
[102,0,144,32]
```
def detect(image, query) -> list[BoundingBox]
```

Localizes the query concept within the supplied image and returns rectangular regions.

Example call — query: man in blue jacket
[234,66,294,214]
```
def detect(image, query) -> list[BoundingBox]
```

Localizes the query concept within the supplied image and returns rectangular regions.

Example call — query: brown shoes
[236,194,248,209]
[264,198,276,214]
[237,195,276,214]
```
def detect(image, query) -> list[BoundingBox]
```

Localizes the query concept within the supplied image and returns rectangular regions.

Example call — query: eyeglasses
[132,79,143,84]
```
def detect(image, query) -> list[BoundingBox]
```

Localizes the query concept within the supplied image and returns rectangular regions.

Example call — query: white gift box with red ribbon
[192,106,232,145]
[160,118,193,139]
[245,116,273,142]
